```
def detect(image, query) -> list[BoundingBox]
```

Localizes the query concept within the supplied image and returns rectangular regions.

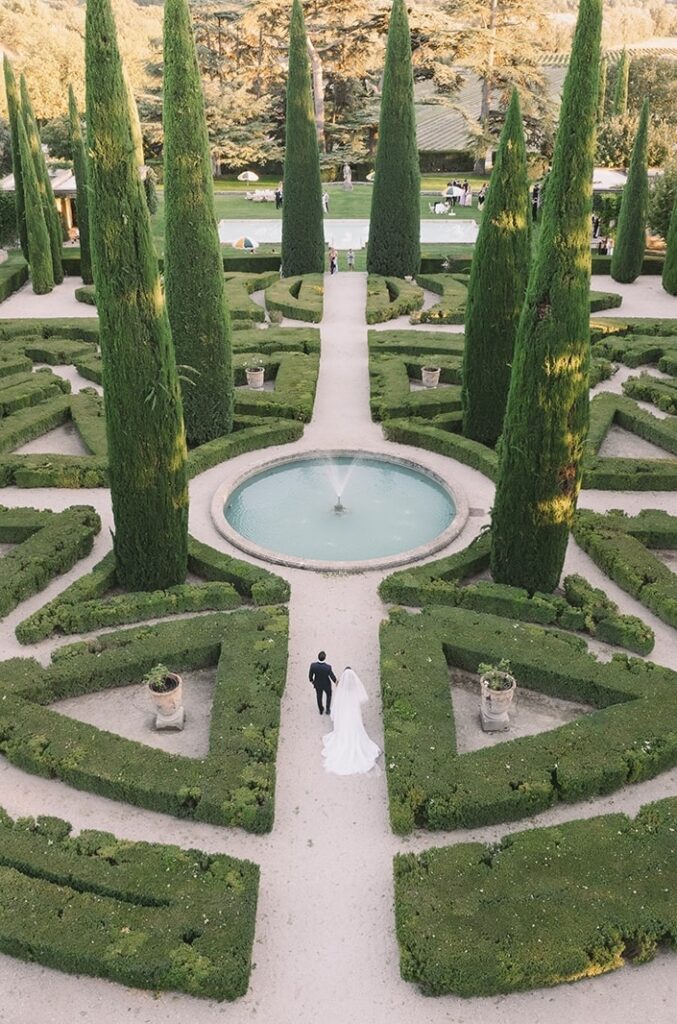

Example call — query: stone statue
[342,162,353,190]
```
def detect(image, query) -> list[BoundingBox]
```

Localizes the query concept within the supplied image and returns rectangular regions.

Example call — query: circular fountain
[212,451,467,572]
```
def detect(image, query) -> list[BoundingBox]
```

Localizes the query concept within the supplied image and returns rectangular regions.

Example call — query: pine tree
[281,0,325,276]
[86,0,189,590]
[462,91,530,448]
[597,56,607,122]
[490,0,602,594]
[19,75,64,284]
[3,57,28,260]
[613,49,630,115]
[68,85,93,285]
[610,99,649,284]
[16,114,54,294]
[367,0,420,277]
[661,195,677,296]
[163,0,234,444]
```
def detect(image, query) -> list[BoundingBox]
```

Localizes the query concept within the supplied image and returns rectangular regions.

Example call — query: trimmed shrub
[264,274,324,322]
[0,808,259,1000]
[395,798,677,996]
[491,0,603,592]
[0,608,288,833]
[622,374,677,414]
[187,416,303,478]
[281,0,324,276]
[367,0,420,277]
[86,0,189,589]
[233,351,319,422]
[589,290,622,311]
[663,195,677,296]
[224,272,279,321]
[0,253,29,303]
[365,276,424,324]
[462,90,530,447]
[381,604,677,834]
[411,274,467,325]
[611,99,650,284]
[383,419,498,479]
[163,0,234,445]
[369,354,462,421]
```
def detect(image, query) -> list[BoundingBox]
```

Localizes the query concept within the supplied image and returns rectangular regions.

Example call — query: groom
[309,651,336,715]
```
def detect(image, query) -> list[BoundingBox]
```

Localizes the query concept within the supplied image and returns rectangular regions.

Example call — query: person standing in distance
[309,651,336,715]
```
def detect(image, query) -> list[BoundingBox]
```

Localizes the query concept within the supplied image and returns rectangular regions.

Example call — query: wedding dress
[322,668,380,775]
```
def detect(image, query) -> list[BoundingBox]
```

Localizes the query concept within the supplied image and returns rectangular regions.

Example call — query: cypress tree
[281,0,324,276]
[661,195,677,296]
[597,56,607,122]
[163,0,234,444]
[462,91,530,448]
[367,0,420,277]
[16,114,54,294]
[613,49,630,115]
[20,75,64,284]
[68,86,93,286]
[610,99,649,284]
[123,68,145,168]
[3,57,28,260]
[490,0,602,594]
[86,0,189,590]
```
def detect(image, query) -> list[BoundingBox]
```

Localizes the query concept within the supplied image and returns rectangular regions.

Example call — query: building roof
[0,167,77,196]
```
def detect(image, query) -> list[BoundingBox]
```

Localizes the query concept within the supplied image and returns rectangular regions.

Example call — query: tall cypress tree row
[19,75,64,284]
[163,0,234,444]
[597,56,607,122]
[367,0,420,277]
[123,68,146,169]
[461,91,530,448]
[281,0,324,276]
[490,0,602,594]
[86,0,189,590]
[68,86,93,286]
[610,99,649,284]
[662,195,677,296]
[613,49,630,115]
[16,114,54,294]
[3,57,28,260]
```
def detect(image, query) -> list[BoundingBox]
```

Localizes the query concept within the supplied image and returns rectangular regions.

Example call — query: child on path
[347,248,355,270]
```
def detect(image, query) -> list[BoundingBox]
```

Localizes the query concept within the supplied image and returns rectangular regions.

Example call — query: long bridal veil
[322,668,380,776]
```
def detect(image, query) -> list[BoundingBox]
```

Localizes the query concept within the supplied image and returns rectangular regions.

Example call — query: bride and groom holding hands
[309,651,381,775]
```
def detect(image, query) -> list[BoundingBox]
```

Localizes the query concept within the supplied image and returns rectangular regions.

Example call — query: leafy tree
[86,0,189,590]
[3,58,28,259]
[626,56,677,126]
[19,76,63,284]
[462,90,530,448]
[68,85,92,285]
[596,112,673,169]
[648,161,677,240]
[612,49,629,115]
[611,99,649,284]
[367,0,420,278]
[490,0,602,594]
[39,115,73,161]
[662,196,677,296]
[163,0,234,444]
[281,0,324,276]
[16,113,53,293]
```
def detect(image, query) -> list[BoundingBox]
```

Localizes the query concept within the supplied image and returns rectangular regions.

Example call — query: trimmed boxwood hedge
[368,328,465,358]
[593,331,677,369]
[411,273,467,325]
[0,368,71,416]
[0,505,100,620]
[0,608,288,832]
[573,508,677,628]
[187,416,303,478]
[383,418,498,479]
[0,252,29,303]
[0,808,258,1000]
[589,289,623,312]
[582,392,677,490]
[381,604,677,833]
[394,797,677,997]
[380,533,653,654]
[264,274,324,323]
[369,355,462,421]
[233,351,319,421]
[623,373,677,414]
[17,534,289,643]
[224,271,279,321]
[366,275,424,324]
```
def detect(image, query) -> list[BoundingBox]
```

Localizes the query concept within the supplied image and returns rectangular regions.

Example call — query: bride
[322,667,380,775]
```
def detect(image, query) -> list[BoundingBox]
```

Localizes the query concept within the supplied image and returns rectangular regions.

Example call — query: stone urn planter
[421,366,441,389]
[479,662,516,732]
[144,664,185,730]
[246,366,265,390]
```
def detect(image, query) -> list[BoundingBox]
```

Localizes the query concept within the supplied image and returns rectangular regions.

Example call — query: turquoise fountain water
[223,455,456,564]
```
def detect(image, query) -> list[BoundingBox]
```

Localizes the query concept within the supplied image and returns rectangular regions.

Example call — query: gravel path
[1,274,676,1023]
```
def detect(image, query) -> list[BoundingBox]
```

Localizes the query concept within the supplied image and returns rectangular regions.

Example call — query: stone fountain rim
[210,448,469,574]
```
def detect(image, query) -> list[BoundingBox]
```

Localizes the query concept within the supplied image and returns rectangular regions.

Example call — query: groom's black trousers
[313,680,332,714]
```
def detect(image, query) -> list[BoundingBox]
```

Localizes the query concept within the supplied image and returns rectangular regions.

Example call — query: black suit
[309,660,336,713]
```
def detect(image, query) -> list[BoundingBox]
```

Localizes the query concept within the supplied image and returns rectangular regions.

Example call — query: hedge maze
[0,809,259,1000]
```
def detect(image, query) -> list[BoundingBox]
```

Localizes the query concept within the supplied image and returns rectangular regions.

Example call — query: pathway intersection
[0,273,676,1023]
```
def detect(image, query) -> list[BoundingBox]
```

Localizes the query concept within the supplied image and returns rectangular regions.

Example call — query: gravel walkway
[0,274,676,1023]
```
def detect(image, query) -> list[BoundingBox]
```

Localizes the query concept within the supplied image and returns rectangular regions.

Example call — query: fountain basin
[211,451,467,572]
